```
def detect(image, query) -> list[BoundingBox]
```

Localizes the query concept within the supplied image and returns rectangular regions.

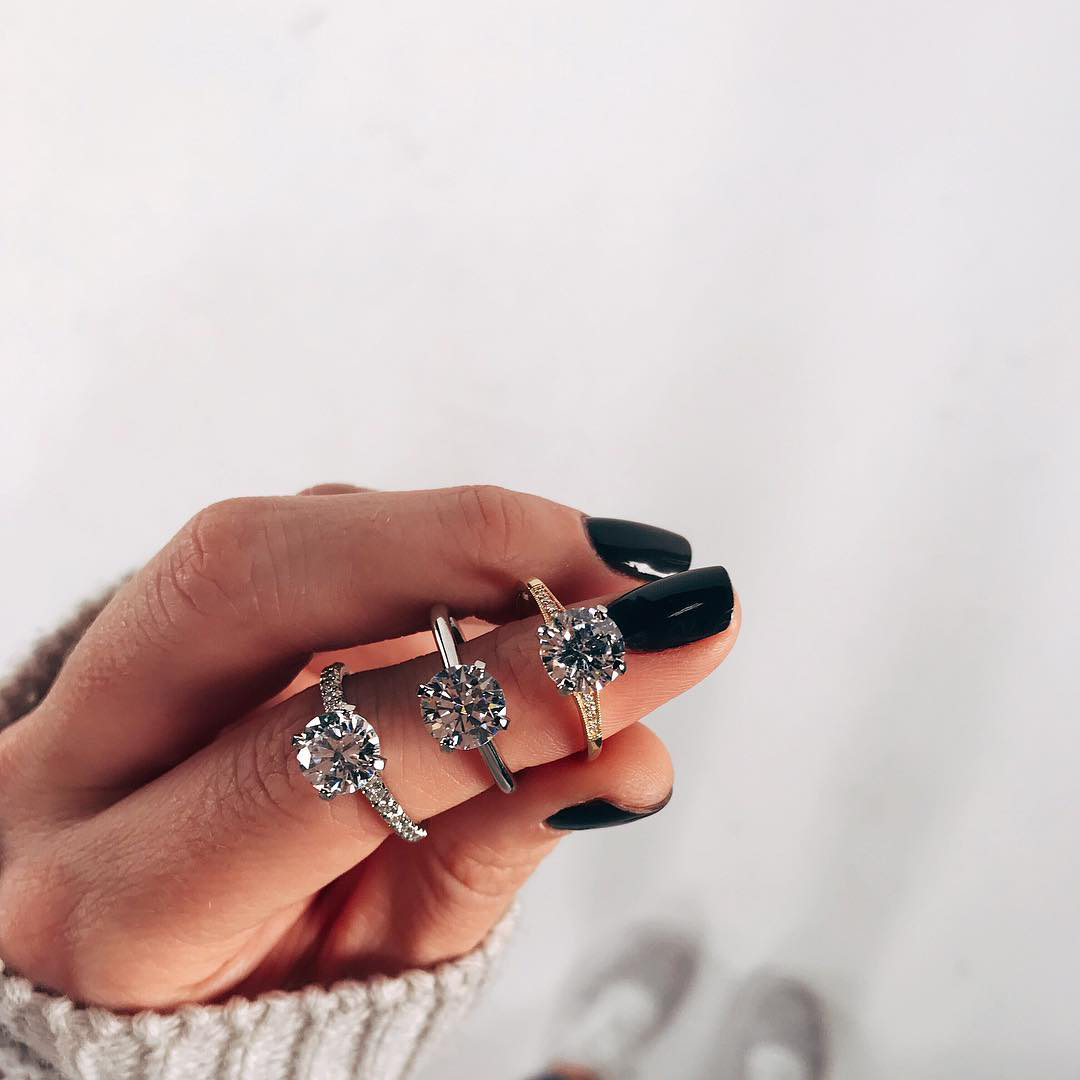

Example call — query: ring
[417,605,515,794]
[292,662,427,842]
[523,578,627,759]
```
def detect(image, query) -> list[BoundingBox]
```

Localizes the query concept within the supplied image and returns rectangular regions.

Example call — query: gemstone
[417,660,508,751]
[293,707,385,799]
[537,605,627,695]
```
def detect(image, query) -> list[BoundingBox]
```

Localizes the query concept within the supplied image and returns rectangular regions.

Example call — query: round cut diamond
[538,605,627,696]
[293,707,384,799]
[417,661,508,751]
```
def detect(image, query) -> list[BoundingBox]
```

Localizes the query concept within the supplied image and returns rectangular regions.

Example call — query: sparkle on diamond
[537,605,627,696]
[293,707,384,799]
[417,661,508,751]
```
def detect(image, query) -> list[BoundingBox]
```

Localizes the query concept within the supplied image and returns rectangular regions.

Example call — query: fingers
[286,723,674,986]
[106,570,737,947]
[35,486,658,795]
[43,726,673,1007]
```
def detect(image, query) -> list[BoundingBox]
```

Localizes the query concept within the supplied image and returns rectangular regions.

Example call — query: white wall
[4,3,1080,1076]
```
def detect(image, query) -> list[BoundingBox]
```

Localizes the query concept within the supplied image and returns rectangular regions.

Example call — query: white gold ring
[293,663,427,842]
[417,605,515,794]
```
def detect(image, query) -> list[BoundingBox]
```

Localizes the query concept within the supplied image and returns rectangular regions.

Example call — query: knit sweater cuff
[0,906,515,1080]
[0,588,517,1079]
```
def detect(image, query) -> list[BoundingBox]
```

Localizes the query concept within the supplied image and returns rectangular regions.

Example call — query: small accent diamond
[417,661,508,751]
[292,707,385,800]
[537,605,627,696]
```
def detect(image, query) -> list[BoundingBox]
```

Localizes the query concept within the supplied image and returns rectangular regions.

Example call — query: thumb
[325,723,674,979]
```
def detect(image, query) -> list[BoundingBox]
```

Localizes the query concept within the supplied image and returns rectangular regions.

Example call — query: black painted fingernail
[545,792,672,831]
[585,517,692,580]
[607,565,734,652]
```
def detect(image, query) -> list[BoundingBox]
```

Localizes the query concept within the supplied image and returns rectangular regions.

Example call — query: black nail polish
[607,565,734,652]
[545,792,672,831]
[585,517,692,580]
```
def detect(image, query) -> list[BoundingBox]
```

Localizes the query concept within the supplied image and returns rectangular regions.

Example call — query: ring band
[417,605,515,794]
[524,578,627,759]
[292,663,427,842]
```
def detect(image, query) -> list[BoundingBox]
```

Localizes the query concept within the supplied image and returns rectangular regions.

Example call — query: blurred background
[3,2,1080,1076]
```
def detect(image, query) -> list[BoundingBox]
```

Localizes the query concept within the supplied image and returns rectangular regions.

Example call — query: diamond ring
[523,578,627,759]
[417,605,515,794]
[292,662,427,842]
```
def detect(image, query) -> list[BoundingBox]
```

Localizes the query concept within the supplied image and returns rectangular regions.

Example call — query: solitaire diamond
[293,707,385,800]
[538,605,627,696]
[417,661,508,751]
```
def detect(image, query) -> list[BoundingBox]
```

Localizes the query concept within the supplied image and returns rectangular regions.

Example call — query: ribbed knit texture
[0,590,515,1079]
[0,919,514,1080]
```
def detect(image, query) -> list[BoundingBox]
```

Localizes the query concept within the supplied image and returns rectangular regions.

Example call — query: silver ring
[293,663,427,842]
[417,605,515,794]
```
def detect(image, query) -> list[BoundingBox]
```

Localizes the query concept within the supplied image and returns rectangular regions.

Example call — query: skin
[0,484,739,1010]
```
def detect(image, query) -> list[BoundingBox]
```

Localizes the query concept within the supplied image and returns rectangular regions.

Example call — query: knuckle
[423,836,537,907]
[156,497,295,627]
[451,485,528,568]
[165,499,260,616]
[187,497,263,555]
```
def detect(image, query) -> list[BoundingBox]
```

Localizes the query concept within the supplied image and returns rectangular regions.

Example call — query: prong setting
[537,605,627,696]
[417,662,509,751]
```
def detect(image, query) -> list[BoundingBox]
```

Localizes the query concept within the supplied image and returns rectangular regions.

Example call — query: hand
[0,485,738,1010]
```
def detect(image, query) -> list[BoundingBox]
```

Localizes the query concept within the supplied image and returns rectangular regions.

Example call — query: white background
[3,3,1080,1076]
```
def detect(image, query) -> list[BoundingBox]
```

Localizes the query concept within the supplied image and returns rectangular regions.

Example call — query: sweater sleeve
[0,589,516,1080]
[0,911,515,1080]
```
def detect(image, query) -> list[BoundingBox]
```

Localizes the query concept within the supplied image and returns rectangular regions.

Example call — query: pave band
[357,774,428,843]
[293,662,427,842]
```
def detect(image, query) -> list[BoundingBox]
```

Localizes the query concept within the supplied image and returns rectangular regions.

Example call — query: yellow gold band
[524,577,603,759]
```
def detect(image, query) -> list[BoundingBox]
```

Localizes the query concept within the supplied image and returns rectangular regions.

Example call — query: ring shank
[319,661,348,712]
[430,604,463,668]
[362,776,427,842]
[479,742,516,795]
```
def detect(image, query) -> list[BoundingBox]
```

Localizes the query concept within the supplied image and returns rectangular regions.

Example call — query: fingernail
[607,565,734,652]
[585,517,692,580]
[545,791,672,831]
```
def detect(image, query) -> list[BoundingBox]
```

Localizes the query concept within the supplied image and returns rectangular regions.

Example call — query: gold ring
[523,578,627,759]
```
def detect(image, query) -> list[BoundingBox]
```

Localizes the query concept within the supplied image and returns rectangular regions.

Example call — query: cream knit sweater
[0,594,513,1080]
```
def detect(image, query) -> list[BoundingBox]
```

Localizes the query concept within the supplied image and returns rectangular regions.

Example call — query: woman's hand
[0,485,738,1010]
